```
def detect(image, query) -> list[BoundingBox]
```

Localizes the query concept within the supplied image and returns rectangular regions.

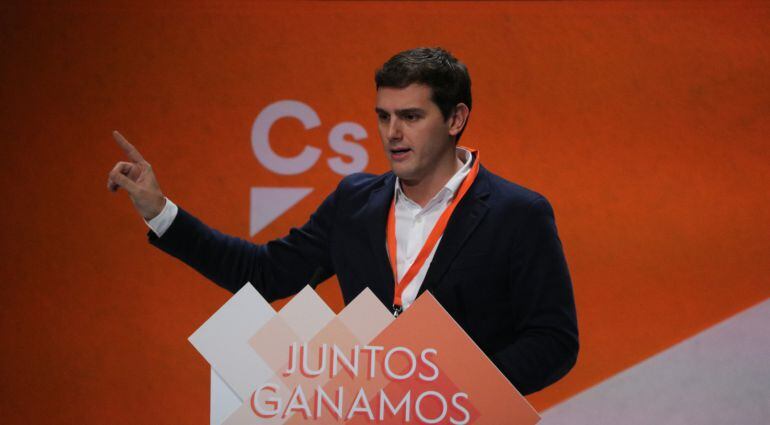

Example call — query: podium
[190,285,540,424]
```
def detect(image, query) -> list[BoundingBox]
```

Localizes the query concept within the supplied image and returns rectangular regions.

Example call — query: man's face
[375,83,455,183]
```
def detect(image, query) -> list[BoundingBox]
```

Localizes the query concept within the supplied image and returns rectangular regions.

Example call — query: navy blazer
[150,165,578,395]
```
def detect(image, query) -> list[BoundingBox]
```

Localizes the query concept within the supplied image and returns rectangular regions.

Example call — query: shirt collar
[394,147,474,208]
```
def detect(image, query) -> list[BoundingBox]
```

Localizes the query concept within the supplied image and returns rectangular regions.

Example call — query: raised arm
[107,131,336,300]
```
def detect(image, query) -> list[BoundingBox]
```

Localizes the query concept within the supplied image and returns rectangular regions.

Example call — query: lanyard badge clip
[392,304,403,317]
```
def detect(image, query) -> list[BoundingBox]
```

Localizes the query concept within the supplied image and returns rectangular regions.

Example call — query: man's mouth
[390,147,412,160]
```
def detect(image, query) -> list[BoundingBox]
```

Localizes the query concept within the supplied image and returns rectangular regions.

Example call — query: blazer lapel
[418,166,491,296]
[360,173,397,305]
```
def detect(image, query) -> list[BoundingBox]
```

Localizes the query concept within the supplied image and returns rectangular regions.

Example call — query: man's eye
[404,114,419,122]
[378,114,389,122]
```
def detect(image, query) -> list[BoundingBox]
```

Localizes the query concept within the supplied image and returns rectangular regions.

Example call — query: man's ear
[447,103,470,137]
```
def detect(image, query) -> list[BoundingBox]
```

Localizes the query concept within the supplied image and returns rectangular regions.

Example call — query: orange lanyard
[386,148,480,316]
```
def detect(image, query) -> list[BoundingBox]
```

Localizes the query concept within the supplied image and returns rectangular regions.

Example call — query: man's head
[375,47,472,143]
[374,47,472,185]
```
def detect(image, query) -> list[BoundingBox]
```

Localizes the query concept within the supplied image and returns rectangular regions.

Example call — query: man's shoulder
[480,166,553,215]
[335,171,393,195]
[326,171,394,208]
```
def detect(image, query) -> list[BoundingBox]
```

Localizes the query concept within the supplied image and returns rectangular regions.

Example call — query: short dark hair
[375,47,472,142]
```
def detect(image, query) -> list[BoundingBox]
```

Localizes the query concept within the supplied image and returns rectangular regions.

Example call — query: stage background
[1,1,768,423]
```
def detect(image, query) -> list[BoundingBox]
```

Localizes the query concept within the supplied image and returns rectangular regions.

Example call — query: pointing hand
[107,131,166,220]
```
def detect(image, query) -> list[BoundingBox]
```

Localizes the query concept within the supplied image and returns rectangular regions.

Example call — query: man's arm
[107,131,335,300]
[493,196,579,395]
[146,194,336,299]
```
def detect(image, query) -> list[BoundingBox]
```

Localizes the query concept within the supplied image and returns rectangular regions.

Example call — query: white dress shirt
[390,147,473,310]
[146,147,474,311]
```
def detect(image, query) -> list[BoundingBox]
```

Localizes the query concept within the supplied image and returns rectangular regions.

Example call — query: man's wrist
[142,196,167,221]
[145,197,178,237]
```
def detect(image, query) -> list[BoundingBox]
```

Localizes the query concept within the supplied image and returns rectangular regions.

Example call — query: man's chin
[392,172,423,189]
[389,165,414,181]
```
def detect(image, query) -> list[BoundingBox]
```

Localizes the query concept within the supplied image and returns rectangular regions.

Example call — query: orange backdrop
[1,1,769,423]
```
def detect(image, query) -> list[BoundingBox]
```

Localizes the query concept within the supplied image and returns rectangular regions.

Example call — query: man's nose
[387,118,403,141]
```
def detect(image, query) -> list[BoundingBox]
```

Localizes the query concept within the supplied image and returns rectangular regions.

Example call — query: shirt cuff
[145,197,178,237]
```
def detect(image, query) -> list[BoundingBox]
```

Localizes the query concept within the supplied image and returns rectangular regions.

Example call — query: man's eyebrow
[374,107,425,115]
[395,108,425,115]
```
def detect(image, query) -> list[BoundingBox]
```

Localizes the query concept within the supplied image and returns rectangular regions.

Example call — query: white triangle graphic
[541,297,770,425]
[250,187,313,236]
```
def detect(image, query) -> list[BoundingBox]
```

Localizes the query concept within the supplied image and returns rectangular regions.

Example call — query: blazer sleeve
[147,189,338,301]
[492,196,579,395]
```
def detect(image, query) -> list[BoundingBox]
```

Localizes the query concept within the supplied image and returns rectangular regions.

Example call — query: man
[108,47,578,395]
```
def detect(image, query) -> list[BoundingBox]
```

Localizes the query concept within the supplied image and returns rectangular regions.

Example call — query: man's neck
[400,150,464,208]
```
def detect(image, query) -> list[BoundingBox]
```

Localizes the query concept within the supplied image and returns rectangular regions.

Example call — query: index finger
[112,130,146,163]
